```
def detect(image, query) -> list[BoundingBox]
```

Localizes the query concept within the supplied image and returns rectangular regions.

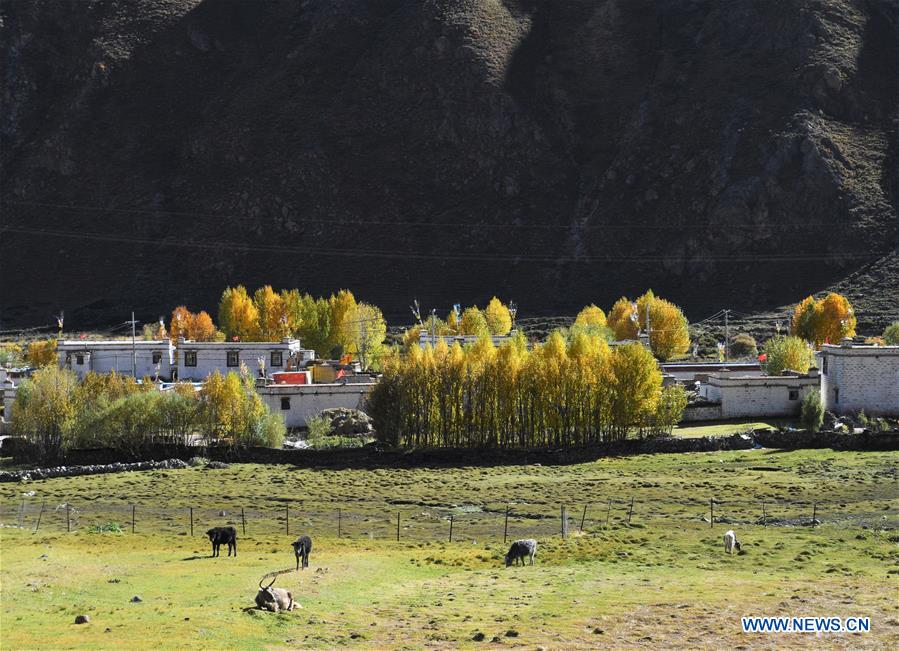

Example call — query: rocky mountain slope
[2,0,897,328]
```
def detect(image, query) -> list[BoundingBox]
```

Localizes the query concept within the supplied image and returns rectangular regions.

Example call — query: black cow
[292,535,312,570]
[206,526,237,557]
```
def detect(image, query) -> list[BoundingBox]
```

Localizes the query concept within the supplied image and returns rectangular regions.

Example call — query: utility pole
[645,300,651,342]
[131,312,137,378]
[723,309,730,362]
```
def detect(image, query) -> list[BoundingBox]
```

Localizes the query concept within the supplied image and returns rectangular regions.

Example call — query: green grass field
[672,419,791,438]
[1,449,897,649]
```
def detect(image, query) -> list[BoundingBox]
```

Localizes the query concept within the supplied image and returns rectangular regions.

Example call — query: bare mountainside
[1,0,897,328]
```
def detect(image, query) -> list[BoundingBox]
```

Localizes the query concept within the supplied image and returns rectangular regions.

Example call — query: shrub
[729,333,758,358]
[762,336,813,375]
[88,522,124,534]
[883,321,899,345]
[646,384,688,437]
[800,390,824,433]
[306,415,332,440]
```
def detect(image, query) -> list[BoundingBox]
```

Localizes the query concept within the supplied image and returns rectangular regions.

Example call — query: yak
[206,526,237,557]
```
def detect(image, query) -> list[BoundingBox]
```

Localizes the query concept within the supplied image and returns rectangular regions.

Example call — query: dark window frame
[822,356,828,375]
[75,354,84,365]
[280,396,291,410]
[226,350,240,367]
[834,387,839,404]
[271,351,283,367]
[184,351,198,367]
[788,389,799,401]
[152,352,162,365]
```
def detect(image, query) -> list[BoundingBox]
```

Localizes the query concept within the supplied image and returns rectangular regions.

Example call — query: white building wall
[2,386,16,429]
[818,344,899,416]
[706,373,818,419]
[176,339,311,381]
[258,382,377,428]
[58,341,174,380]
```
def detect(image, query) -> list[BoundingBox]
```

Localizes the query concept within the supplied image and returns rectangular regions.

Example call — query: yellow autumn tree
[459,307,489,336]
[607,297,638,340]
[817,293,856,346]
[327,289,358,357]
[791,296,820,344]
[791,293,856,347]
[484,297,513,335]
[574,304,607,329]
[635,291,690,361]
[253,285,289,341]
[218,285,260,341]
[26,339,58,367]
[190,311,217,341]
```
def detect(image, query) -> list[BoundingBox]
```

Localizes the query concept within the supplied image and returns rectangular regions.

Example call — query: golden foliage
[790,293,856,347]
[484,297,513,335]
[607,297,638,340]
[368,329,666,448]
[26,339,58,367]
[574,304,607,329]
[218,285,260,341]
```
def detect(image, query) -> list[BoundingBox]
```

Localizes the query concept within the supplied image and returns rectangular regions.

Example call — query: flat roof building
[175,337,314,381]
[816,341,899,416]
[58,340,175,380]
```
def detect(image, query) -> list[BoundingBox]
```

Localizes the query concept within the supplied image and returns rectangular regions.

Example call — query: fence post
[66,504,71,532]
[241,507,246,536]
[396,512,401,542]
[811,502,817,527]
[18,499,25,528]
[580,504,587,532]
[449,515,454,543]
[503,506,510,544]
[189,507,194,536]
[338,509,342,538]
[561,505,568,538]
[131,505,135,534]
[285,505,289,535]
[627,497,634,525]
[34,501,45,533]
[710,498,714,528]
[605,499,612,528]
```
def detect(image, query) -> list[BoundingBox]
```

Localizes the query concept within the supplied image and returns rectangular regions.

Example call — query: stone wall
[3,430,896,478]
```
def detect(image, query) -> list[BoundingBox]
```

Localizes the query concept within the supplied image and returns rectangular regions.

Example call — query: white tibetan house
[175,337,314,381]
[817,340,899,416]
[58,340,175,380]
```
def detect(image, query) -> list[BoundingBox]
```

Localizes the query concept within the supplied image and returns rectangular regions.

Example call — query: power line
[5,199,891,231]
[0,225,889,264]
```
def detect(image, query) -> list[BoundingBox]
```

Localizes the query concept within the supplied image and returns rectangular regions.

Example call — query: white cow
[723,530,742,555]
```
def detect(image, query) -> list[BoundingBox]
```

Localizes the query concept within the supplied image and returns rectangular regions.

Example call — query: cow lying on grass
[206,526,237,557]
[256,576,300,612]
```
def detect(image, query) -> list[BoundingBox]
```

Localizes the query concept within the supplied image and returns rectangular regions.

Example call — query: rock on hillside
[1,0,896,327]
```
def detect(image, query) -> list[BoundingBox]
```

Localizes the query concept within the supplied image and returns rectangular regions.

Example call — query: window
[834,387,839,404]
[64,354,72,367]
[822,356,828,375]
[152,352,162,364]
[788,389,799,401]
[271,351,283,367]
[75,354,84,365]
[280,397,291,410]
[227,350,240,367]
[184,351,197,367]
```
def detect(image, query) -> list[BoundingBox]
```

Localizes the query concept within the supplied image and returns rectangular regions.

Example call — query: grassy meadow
[1,449,897,649]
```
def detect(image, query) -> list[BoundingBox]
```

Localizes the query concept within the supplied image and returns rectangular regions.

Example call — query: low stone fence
[1,429,896,481]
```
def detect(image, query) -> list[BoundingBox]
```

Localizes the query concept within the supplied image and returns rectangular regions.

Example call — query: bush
[762,336,813,375]
[801,390,824,433]
[88,522,124,534]
[883,321,899,345]
[306,415,332,439]
[729,333,758,358]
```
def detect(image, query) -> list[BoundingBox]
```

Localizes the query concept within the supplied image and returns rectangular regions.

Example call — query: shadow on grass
[181,555,212,561]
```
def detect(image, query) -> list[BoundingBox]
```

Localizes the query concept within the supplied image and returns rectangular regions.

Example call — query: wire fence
[3,496,896,540]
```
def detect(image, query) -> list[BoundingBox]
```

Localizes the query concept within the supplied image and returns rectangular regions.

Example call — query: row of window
[67,352,165,365]
[65,351,285,368]
[182,351,283,368]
